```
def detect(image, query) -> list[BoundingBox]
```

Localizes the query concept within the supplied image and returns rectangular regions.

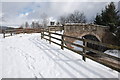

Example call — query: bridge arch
[80,32,102,42]
[80,33,108,52]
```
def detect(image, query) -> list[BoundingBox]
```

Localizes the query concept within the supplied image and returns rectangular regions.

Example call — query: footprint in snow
[31,65,35,70]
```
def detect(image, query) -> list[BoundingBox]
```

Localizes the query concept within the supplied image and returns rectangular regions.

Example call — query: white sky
[1,0,120,2]
[0,0,120,27]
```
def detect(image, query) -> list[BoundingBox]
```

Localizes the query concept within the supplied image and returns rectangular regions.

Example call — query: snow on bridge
[0,33,119,78]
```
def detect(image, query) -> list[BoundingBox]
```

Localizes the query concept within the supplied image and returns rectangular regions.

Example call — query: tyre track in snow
[29,35,117,78]
[29,36,62,77]
[3,34,117,78]
[9,45,43,78]
[35,37,117,77]
[29,36,93,77]
[29,36,78,77]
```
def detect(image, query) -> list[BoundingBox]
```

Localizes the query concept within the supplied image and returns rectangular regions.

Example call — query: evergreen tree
[94,2,120,32]
[94,14,102,25]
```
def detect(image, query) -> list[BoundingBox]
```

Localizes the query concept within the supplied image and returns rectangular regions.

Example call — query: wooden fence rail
[2,27,63,38]
[41,30,120,72]
[2,28,43,38]
[2,30,15,38]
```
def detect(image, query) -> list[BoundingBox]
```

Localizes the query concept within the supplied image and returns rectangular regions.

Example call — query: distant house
[50,21,55,26]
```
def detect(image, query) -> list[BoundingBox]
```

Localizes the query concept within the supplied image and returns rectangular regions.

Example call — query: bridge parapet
[64,23,109,33]
[63,23,119,48]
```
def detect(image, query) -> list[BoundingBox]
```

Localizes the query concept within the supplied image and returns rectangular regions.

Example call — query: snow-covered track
[1,33,119,78]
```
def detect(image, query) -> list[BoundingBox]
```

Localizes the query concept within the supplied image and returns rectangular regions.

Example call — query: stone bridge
[63,23,119,49]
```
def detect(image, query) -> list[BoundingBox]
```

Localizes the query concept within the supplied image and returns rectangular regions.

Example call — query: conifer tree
[94,2,120,32]
[94,14,102,25]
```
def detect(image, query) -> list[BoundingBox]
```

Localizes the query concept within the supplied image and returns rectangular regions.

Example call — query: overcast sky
[0,0,120,27]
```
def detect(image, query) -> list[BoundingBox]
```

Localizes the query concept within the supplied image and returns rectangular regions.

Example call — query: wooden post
[41,31,43,39]
[42,29,44,38]
[49,31,51,44]
[23,29,25,34]
[82,37,86,61]
[3,32,5,38]
[49,27,51,32]
[10,32,12,36]
[55,28,56,33]
[61,35,64,50]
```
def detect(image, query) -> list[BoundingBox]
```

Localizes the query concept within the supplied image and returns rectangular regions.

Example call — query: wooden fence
[2,28,43,38]
[2,27,63,38]
[48,26,63,32]
[3,30,15,38]
[41,30,120,72]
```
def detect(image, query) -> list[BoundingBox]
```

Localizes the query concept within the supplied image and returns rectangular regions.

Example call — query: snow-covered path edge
[1,33,119,78]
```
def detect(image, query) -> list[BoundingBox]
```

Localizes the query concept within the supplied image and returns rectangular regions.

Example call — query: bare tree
[31,21,41,28]
[25,22,29,28]
[31,21,35,28]
[35,22,40,28]
[59,10,86,25]
[59,16,67,25]
[41,13,49,28]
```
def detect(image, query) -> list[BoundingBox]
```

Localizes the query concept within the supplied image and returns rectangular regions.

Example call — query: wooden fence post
[49,31,51,44]
[3,32,5,38]
[55,28,56,33]
[43,29,44,39]
[23,29,25,34]
[41,31,43,39]
[82,37,86,61]
[49,27,50,32]
[61,35,64,50]
[10,32,12,36]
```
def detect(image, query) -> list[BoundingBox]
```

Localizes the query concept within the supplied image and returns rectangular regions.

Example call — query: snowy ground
[0,34,3,38]
[73,39,120,58]
[105,50,120,58]
[0,34,2,79]
[0,33,119,78]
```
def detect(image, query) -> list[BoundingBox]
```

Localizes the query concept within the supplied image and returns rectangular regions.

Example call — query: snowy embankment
[0,33,119,78]
[72,39,120,58]
[105,50,120,58]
